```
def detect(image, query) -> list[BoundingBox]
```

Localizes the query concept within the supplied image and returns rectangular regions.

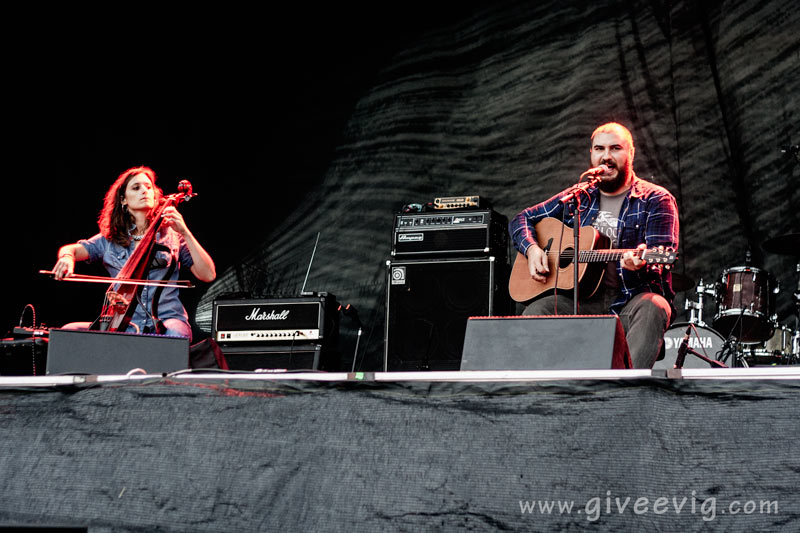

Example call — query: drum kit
[658,232,800,369]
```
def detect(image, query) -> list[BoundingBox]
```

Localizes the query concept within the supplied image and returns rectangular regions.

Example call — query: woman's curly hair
[98,166,163,247]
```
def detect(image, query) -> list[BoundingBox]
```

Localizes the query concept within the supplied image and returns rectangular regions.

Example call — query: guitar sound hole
[558,249,574,269]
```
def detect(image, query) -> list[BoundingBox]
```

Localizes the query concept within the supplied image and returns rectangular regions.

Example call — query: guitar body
[509,218,611,303]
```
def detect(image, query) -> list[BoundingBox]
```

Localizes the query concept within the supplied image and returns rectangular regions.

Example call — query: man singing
[509,122,679,368]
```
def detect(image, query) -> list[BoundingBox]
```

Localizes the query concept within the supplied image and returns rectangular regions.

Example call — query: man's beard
[597,166,630,193]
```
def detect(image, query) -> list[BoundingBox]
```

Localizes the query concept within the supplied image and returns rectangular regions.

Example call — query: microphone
[559,165,610,203]
[583,164,610,176]
[674,323,693,369]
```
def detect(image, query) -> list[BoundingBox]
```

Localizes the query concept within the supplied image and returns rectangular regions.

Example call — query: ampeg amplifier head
[392,208,508,259]
[212,293,338,346]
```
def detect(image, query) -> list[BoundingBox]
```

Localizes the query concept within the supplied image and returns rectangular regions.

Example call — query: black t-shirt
[592,189,628,290]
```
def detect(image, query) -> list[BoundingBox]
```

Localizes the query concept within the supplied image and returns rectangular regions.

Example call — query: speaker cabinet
[460,315,632,370]
[221,344,328,371]
[0,338,48,376]
[384,256,510,371]
[46,329,190,375]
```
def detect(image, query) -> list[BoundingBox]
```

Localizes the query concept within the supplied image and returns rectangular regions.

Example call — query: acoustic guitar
[508,217,677,303]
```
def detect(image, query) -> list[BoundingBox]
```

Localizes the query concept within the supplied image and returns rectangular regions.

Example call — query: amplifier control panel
[216,329,320,342]
[396,213,487,228]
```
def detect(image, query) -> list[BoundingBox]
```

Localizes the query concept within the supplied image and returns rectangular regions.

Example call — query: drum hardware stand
[718,335,748,367]
[721,338,748,367]
[794,262,800,324]
[685,278,716,326]
[677,277,735,367]
[758,230,799,364]
[717,308,750,367]
[793,262,800,364]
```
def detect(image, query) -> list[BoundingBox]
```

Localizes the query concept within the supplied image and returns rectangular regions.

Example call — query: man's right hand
[527,245,550,282]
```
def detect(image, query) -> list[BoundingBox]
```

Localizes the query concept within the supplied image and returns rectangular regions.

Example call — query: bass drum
[653,323,726,369]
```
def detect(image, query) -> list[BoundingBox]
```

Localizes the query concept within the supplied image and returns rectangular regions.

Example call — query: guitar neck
[549,249,638,263]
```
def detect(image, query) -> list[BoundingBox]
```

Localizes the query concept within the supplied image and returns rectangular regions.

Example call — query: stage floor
[2,365,799,531]
[3,366,800,389]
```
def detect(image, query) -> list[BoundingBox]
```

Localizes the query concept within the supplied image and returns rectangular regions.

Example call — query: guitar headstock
[642,246,677,265]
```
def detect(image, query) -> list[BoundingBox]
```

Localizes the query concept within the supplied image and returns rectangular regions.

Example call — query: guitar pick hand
[526,245,550,282]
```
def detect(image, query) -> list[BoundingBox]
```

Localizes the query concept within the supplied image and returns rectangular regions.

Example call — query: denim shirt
[509,175,680,315]
[79,230,195,333]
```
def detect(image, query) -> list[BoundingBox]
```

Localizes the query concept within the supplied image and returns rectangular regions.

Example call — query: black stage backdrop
[0,378,798,531]
[4,1,799,367]
[195,0,800,369]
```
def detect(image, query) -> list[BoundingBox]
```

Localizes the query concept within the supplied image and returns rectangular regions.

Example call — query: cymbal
[671,272,696,292]
[762,233,800,255]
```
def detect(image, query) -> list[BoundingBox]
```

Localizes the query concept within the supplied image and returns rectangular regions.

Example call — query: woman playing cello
[51,166,216,340]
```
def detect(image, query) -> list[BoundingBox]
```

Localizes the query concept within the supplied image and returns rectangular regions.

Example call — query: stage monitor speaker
[46,329,190,375]
[221,344,326,371]
[384,256,510,371]
[460,315,632,370]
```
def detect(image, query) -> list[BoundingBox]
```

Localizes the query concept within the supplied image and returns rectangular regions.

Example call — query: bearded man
[509,122,679,368]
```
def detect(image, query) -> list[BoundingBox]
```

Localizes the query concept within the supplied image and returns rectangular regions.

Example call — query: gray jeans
[523,289,671,369]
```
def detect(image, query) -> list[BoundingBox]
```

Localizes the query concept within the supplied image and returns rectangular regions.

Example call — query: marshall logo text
[245,308,291,321]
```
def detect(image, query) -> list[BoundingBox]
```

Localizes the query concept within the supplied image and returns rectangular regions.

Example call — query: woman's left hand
[161,206,188,236]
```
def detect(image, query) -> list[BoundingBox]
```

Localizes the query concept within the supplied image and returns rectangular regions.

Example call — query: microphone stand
[675,344,729,368]
[350,327,363,372]
[343,305,364,372]
[674,323,728,369]
[559,174,602,314]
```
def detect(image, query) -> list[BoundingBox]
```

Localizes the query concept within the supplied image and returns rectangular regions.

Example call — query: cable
[16,305,39,375]
[18,304,36,329]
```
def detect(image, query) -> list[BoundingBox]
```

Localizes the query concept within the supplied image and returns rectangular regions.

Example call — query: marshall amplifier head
[391,208,508,259]
[212,293,338,347]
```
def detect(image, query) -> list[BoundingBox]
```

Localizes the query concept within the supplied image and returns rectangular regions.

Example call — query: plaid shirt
[509,175,680,315]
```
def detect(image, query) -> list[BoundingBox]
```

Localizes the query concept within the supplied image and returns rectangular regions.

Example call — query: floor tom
[739,325,797,366]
